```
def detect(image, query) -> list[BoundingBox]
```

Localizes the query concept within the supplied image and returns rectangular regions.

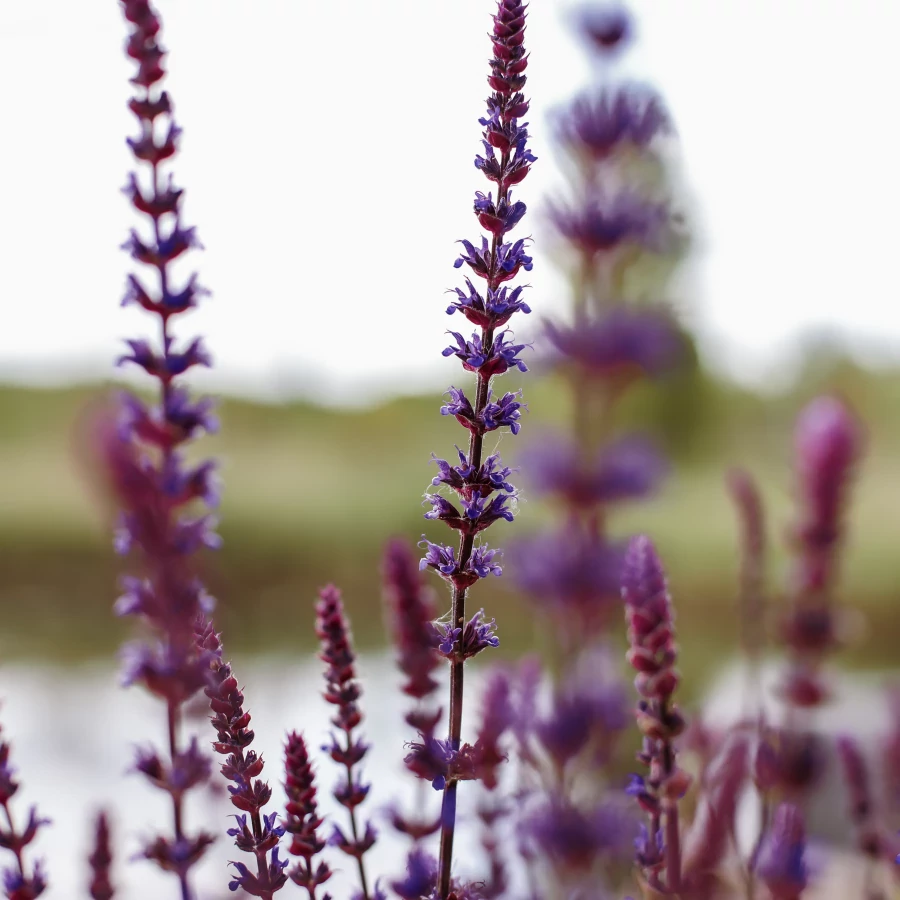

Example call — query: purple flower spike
[100,5,221,894]
[315,586,375,899]
[195,621,286,898]
[425,0,534,894]
[283,733,333,900]
[755,803,809,900]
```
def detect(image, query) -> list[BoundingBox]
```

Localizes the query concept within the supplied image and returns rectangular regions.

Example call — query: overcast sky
[2,1,899,404]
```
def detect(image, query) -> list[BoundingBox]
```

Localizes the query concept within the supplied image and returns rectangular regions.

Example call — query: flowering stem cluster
[415,1,535,895]
[195,621,287,897]
[104,2,219,896]
[622,535,688,894]
[88,812,114,900]
[315,586,375,899]
[0,720,48,900]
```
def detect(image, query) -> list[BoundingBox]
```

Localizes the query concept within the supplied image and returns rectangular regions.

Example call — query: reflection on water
[0,654,490,899]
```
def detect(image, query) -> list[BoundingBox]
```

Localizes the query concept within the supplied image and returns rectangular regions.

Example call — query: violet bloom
[194,621,286,898]
[543,308,682,383]
[315,586,375,899]
[102,2,218,894]
[555,85,670,161]
[0,720,49,899]
[755,803,809,900]
[524,433,667,508]
[548,190,667,257]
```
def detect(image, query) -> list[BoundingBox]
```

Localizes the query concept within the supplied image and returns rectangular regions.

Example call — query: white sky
[2,0,899,404]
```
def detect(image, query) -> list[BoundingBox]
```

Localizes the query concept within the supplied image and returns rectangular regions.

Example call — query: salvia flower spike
[315,586,375,899]
[104,2,219,896]
[622,535,688,893]
[195,621,287,898]
[423,1,535,895]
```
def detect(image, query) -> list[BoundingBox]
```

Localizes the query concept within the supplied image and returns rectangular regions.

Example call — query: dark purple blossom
[430,449,516,498]
[473,191,527,234]
[453,235,534,283]
[424,491,515,534]
[556,85,670,160]
[442,330,530,378]
[440,387,525,435]
[88,812,114,900]
[754,803,808,900]
[446,280,532,329]
[433,610,500,662]
[549,190,666,256]
[574,3,633,55]
[391,849,436,900]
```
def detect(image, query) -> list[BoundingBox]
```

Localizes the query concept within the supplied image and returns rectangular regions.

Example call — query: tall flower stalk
[101,1,218,896]
[416,1,535,895]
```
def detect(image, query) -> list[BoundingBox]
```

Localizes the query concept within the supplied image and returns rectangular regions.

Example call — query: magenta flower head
[754,803,809,900]
[791,395,862,596]
[621,536,688,893]
[622,536,679,705]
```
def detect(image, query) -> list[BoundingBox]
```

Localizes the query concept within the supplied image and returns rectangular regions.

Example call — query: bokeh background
[2,0,900,895]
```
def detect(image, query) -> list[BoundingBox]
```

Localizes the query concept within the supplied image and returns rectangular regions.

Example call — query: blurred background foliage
[2,336,899,701]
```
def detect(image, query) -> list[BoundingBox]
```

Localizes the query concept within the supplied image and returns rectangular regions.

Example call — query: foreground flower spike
[104,2,219,895]
[0,719,49,899]
[315,586,375,899]
[195,620,287,898]
[622,536,688,894]
[88,812,114,900]
[282,733,332,900]
[754,803,809,900]
[424,1,534,894]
